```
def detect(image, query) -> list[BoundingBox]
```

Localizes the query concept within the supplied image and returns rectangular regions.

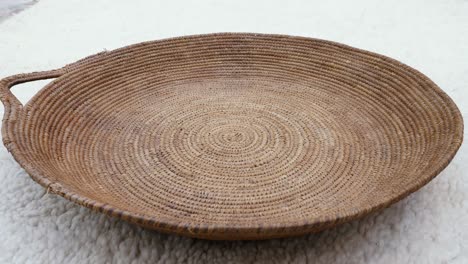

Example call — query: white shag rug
[0,0,467,263]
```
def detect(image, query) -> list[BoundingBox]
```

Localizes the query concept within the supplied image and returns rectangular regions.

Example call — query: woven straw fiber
[0,33,463,240]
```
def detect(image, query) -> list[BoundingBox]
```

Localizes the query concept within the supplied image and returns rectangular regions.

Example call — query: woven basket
[0,33,463,240]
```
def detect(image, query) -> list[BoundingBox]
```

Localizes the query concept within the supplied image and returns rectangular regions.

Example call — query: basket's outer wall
[0,33,463,240]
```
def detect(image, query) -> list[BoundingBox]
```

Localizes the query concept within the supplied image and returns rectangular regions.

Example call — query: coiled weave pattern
[0,33,463,240]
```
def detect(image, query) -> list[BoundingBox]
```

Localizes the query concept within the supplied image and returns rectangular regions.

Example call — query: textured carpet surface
[0,0,467,263]
[0,0,36,22]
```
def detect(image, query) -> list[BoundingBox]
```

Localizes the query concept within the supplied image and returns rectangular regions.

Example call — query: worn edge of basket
[1,32,464,240]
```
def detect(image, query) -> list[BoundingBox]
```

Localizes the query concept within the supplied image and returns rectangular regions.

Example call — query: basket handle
[0,69,65,111]
[0,51,108,114]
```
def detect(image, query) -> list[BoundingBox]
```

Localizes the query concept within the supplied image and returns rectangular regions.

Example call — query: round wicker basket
[0,33,463,240]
